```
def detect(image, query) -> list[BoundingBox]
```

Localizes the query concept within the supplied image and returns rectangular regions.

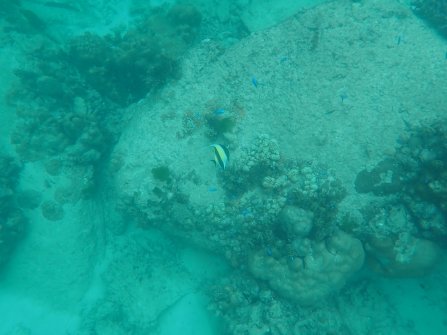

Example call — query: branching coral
[68,4,202,106]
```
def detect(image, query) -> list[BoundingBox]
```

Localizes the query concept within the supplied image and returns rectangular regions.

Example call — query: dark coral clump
[68,4,201,106]
[396,121,447,212]
[151,166,171,182]
[0,155,27,268]
[205,114,237,138]
[354,120,447,241]
[354,158,404,196]
[12,4,202,108]
[412,0,447,39]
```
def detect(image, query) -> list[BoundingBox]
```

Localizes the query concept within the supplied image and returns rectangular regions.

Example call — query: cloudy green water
[0,1,446,334]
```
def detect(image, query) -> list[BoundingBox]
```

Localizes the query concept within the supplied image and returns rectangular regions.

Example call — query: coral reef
[354,158,403,195]
[68,3,202,106]
[339,197,443,277]
[355,120,447,231]
[350,120,447,276]
[249,231,364,305]
[209,272,408,335]
[118,122,446,315]
[412,0,447,38]
[209,273,300,335]
[279,206,313,237]
[11,97,114,165]
[119,134,355,305]
[366,233,440,277]
[9,4,202,200]
[0,154,27,267]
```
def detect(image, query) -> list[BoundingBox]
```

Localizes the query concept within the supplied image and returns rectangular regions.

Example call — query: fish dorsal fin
[221,145,229,161]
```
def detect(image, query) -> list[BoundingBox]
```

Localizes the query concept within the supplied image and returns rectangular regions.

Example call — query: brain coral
[249,231,364,305]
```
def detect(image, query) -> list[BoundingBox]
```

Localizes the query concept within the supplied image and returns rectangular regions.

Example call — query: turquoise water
[1,0,446,334]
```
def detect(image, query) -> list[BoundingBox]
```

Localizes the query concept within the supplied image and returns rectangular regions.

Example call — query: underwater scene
[0,0,446,334]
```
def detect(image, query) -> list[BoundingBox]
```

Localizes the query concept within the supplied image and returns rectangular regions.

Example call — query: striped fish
[210,144,229,170]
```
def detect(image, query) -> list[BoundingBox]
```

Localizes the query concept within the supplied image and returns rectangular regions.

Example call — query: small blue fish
[208,186,218,192]
[214,108,225,116]
[251,76,258,88]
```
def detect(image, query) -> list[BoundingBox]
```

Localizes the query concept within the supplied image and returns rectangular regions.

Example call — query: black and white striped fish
[210,144,229,170]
